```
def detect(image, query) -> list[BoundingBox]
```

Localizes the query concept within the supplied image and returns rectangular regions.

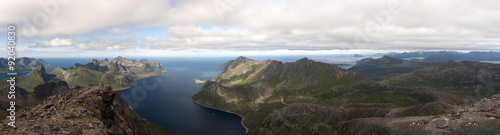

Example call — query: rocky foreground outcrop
[0,84,153,134]
[409,94,500,134]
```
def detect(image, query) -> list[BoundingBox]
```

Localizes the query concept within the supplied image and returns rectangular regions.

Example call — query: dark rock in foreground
[0,84,153,134]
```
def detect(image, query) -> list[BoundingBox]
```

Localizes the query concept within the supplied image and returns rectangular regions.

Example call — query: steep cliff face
[349,56,435,81]
[0,84,153,134]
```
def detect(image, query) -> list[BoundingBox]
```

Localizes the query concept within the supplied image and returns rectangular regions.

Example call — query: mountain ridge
[349,56,435,81]
[0,57,49,74]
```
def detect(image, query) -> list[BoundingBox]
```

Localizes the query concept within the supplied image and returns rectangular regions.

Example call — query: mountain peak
[88,59,100,64]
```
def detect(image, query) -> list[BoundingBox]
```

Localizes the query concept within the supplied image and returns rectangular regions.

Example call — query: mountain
[382,60,500,99]
[353,54,364,57]
[0,56,165,91]
[0,57,49,73]
[0,65,56,92]
[0,81,70,118]
[55,56,165,89]
[385,51,500,62]
[349,56,435,81]
[192,56,458,134]
[0,83,176,134]
[49,56,165,90]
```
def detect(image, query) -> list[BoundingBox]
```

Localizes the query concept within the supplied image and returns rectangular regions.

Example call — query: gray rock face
[410,94,500,134]
[0,84,153,134]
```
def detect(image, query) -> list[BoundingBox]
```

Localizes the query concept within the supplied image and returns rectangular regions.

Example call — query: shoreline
[190,96,249,134]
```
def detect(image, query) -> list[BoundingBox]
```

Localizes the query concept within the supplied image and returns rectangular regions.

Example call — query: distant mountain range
[193,56,500,134]
[349,56,435,81]
[0,56,165,91]
[385,51,500,62]
[0,57,48,74]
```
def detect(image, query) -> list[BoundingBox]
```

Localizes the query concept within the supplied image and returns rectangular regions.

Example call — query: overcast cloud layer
[1,0,499,56]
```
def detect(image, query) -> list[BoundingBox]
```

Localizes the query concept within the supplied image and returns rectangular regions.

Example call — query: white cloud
[142,36,161,42]
[37,38,73,47]
[106,28,129,35]
[0,0,499,51]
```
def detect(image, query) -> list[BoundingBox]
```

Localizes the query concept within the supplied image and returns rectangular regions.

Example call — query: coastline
[190,97,249,134]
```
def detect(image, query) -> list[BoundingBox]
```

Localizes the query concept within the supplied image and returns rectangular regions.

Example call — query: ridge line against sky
[1,0,499,57]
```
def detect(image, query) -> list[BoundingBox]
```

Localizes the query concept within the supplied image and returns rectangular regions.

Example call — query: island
[194,78,205,84]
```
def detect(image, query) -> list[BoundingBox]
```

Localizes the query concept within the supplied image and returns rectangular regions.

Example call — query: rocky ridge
[0,84,153,134]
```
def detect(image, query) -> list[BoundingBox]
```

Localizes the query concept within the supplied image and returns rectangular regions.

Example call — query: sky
[0,0,499,57]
